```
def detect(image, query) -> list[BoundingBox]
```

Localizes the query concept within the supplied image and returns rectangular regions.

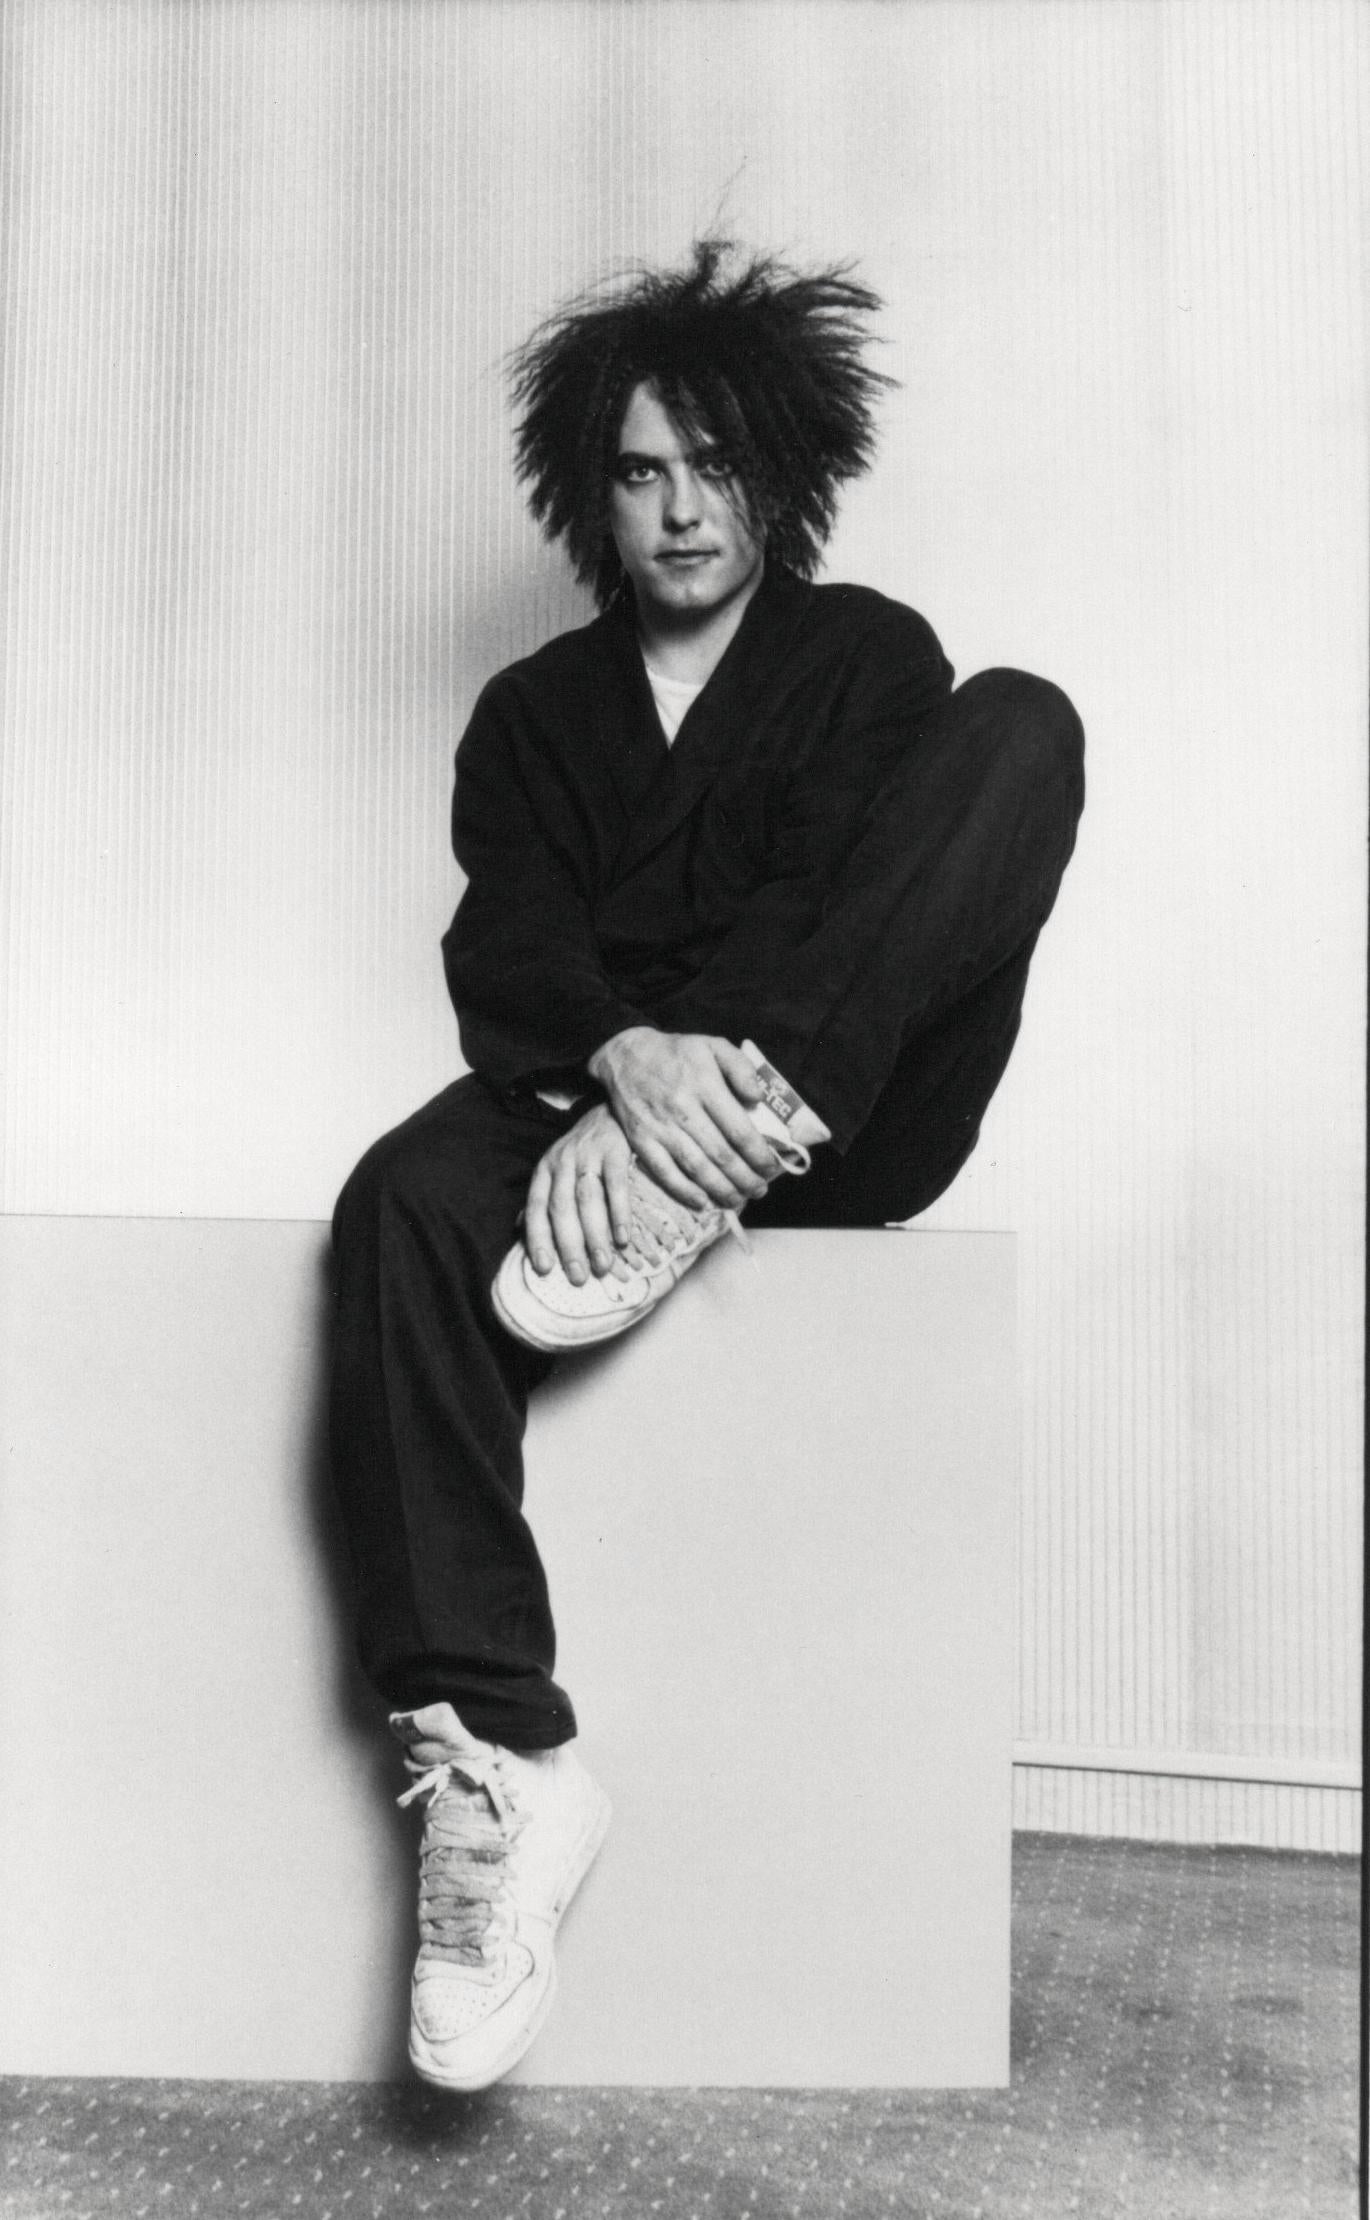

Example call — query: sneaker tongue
[392,1704,495,1765]
[394,1702,468,1748]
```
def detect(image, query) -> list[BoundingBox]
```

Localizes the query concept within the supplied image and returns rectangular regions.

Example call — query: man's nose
[662,466,703,529]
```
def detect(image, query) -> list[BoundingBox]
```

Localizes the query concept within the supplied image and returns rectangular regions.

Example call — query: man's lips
[656,549,716,566]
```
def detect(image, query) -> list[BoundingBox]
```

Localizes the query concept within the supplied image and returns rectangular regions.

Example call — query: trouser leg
[329,1075,578,1750]
[745,935,1037,1228]
[697,666,1082,1223]
[772,668,1083,1148]
[663,666,1083,1157]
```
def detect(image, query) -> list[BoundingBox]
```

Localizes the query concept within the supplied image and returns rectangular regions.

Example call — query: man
[330,240,1084,2092]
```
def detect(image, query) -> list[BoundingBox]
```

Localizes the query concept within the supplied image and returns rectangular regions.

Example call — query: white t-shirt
[645,665,706,744]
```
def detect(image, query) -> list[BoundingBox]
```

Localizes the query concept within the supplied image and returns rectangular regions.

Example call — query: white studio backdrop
[1,0,1364,1845]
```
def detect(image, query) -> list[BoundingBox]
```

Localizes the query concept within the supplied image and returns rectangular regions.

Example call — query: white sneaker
[492,1045,822,1355]
[491,1157,757,1352]
[391,1703,611,2092]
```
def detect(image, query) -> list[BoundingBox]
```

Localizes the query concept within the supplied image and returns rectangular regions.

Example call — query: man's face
[607,384,765,624]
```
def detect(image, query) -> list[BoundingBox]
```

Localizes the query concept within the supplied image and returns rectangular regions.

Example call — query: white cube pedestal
[517,1227,1016,2085]
[0,1216,1015,2085]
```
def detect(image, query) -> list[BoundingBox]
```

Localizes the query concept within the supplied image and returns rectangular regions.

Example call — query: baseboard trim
[1012,1761,1361,1851]
[1013,1743,1360,1792]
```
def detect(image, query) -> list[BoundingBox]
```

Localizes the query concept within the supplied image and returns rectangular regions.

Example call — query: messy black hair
[508,238,893,606]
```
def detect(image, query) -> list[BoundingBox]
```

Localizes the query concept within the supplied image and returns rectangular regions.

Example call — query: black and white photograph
[0,2,1362,2214]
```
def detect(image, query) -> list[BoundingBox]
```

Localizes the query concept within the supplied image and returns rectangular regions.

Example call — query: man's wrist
[585,1024,658,1086]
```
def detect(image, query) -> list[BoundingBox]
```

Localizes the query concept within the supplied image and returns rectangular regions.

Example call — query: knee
[955,668,1085,810]
[333,1116,451,1245]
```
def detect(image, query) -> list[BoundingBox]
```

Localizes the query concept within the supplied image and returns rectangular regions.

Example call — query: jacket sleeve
[441,680,648,1089]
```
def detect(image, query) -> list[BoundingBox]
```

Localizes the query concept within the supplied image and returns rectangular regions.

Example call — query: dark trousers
[329,669,1084,1748]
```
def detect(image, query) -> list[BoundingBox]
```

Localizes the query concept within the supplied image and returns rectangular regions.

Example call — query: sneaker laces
[619,1167,750,1270]
[398,1751,524,1971]
[616,1137,809,1279]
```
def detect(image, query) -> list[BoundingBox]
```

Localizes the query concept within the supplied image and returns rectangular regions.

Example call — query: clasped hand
[522,1027,778,1283]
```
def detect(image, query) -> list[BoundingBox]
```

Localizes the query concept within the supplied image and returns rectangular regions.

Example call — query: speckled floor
[0,1835,1360,2220]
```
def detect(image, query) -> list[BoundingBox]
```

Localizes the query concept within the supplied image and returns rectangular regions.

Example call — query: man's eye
[697,456,733,480]
[616,462,656,485]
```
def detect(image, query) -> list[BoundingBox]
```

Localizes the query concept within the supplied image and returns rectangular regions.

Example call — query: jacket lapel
[577,596,672,827]
[608,567,800,883]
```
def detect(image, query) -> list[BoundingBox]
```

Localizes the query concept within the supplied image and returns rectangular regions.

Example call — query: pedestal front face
[516,1229,1017,2087]
[0,1217,1014,2086]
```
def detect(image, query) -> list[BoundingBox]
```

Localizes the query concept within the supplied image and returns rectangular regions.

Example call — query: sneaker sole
[408,1780,613,2093]
[490,1252,656,1353]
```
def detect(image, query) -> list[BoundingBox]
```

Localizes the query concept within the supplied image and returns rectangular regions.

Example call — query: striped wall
[1013,1768,1359,1856]
[1,0,1363,1849]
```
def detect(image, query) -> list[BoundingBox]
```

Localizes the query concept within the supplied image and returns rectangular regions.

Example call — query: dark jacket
[442,565,954,1094]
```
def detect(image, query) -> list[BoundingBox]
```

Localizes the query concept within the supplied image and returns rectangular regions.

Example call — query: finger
[602,1144,635,1249]
[694,1069,780,1179]
[711,1038,767,1105]
[523,1161,556,1275]
[547,1159,592,1284]
[674,1095,776,1195]
[664,1123,760,1211]
[629,1133,710,1213]
[694,1101,778,1189]
[573,1169,617,1276]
